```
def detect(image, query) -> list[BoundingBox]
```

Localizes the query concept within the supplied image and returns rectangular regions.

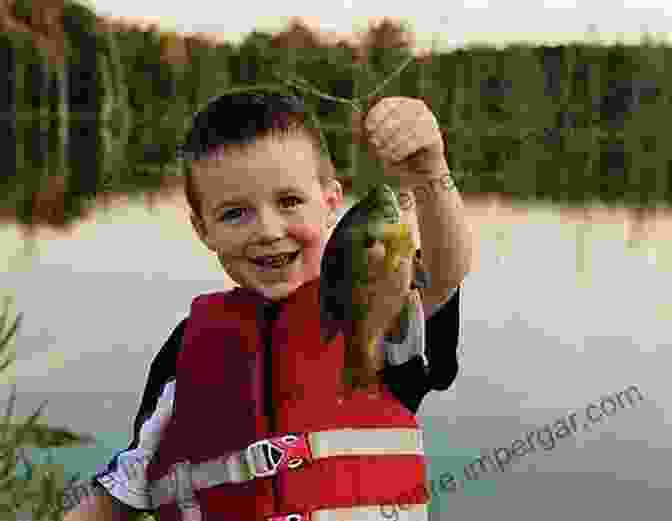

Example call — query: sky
[79,0,672,53]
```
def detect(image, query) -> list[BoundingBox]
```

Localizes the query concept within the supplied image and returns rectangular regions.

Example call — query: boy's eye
[217,196,303,223]
[219,208,245,222]
[281,196,303,208]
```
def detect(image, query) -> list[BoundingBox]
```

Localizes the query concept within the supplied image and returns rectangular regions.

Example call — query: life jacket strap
[150,427,423,509]
[171,460,202,521]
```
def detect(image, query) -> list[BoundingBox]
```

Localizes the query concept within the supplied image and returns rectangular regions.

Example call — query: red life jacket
[145,277,429,521]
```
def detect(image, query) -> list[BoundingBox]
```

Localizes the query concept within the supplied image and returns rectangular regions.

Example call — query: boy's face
[190,133,343,301]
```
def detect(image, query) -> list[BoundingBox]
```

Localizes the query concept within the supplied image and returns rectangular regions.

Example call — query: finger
[378,127,418,163]
[394,257,414,295]
[372,118,408,152]
[394,259,414,295]
[408,288,422,308]
[366,239,387,264]
[365,241,387,280]
[364,97,401,136]
[370,259,412,299]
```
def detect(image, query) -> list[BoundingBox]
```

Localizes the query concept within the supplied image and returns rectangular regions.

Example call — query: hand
[363,97,448,190]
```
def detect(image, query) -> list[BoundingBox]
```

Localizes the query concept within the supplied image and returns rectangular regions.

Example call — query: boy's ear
[323,178,344,210]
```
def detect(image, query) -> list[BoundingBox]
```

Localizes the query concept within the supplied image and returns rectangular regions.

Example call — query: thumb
[366,239,387,267]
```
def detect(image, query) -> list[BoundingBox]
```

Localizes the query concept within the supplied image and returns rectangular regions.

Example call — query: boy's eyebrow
[212,187,305,214]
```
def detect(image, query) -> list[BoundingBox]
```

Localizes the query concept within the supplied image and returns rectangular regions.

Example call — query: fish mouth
[362,186,400,221]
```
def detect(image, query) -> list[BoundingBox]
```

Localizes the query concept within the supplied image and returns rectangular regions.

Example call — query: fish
[319,184,431,395]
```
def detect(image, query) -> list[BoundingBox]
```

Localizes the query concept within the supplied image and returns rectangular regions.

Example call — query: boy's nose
[254,207,287,240]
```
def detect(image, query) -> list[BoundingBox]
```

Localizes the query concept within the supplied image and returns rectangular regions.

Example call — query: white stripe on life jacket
[168,502,429,521]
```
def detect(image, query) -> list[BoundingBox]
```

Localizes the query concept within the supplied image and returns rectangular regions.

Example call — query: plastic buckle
[170,461,199,511]
[267,513,309,521]
[245,433,312,478]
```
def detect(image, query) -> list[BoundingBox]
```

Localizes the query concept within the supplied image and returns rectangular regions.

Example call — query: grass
[0,294,160,520]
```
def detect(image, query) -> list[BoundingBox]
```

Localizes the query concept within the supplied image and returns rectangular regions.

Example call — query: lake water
[2,190,671,521]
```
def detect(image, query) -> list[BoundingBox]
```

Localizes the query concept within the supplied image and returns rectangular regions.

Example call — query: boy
[64,86,472,521]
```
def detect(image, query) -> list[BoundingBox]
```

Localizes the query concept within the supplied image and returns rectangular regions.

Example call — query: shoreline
[2,179,671,244]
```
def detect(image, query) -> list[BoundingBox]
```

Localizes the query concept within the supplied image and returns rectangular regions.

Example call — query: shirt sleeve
[95,379,175,511]
[379,284,461,414]
[424,285,461,391]
[87,319,186,513]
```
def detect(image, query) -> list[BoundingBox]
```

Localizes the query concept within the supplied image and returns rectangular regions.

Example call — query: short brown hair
[177,85,336,222]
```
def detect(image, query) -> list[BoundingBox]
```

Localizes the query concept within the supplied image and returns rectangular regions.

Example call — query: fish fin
[319,308,340,345]
[320,321,340,345]
[319,294,342,345]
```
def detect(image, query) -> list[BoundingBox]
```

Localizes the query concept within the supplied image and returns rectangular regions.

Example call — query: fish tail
[342,332,382,393]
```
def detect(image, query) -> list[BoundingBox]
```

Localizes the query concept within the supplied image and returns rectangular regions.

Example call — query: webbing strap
[150,427,423,508]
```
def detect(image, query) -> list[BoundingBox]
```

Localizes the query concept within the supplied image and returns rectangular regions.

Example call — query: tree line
[1,2,671,233]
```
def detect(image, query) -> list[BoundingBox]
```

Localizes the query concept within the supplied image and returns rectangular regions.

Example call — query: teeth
[254,252,296,267]
[269,254,289,265]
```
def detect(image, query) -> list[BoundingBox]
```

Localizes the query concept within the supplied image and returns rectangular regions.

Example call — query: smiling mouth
[251,251,300,269]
